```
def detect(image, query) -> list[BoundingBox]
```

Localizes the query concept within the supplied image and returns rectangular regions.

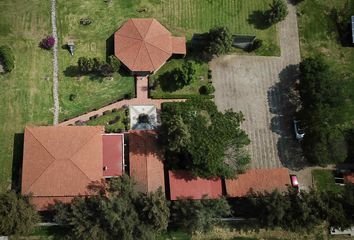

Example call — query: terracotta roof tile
[225,168,291,197]
[169,170,222,200]
[344,173,354,184]
[103,134,124,177]
[114,18,185,72]
[172,37,187,54]
[129,130,165,193]
[21,126,104,209]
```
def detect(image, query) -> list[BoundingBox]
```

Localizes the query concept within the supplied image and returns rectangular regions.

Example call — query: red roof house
[169,170,222,200]
[225,168,291,197]
[344,173,354,184]
[103,134,124,178]
[129,130,165,193]
[114,18,186,73]
[21,126,124,210]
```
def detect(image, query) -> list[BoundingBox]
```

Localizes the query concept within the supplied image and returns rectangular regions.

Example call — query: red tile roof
[114,18,186,72]
[103,134,124,177]
[225,168,291,197]
[172,37,187,54]
[21,126,104,210]
[169,170,222,200]
[129,130,165,193]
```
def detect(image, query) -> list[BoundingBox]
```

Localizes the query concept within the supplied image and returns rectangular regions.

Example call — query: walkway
[211,1,302,169]
[59,77,184,126]
[51,0,59,125]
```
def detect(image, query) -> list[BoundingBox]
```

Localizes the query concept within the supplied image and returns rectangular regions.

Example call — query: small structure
[114,18,186,75]
[330,227,354,236]
[129,130,165,193]
[232,34,256,49]
[129,105,157,130]
[67,40,75,56]
[169,170,222,200]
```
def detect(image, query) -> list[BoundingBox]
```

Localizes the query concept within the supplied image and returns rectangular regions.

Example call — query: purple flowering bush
[40,36,55,50]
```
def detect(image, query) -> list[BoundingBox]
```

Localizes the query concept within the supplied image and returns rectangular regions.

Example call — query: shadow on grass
[106,33,114,62]
[11,133,24,192]
[63,65,80,77]
[157,71,181,92]
[247,10,271,30]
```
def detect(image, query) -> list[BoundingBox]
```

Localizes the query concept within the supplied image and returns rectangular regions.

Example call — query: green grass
[150,59,210,98]
[312,169,344,194]
[0,0,53,191]
[297,0,354,122]
[86,108,128,133]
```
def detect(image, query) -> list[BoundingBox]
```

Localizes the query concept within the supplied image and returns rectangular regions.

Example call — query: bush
[100,63,114,77]
[114,115,121,121]
[79,18,92,26]
[0,45,15,72]
[247,39,263,52]
[199,84,215,95]
[108,55,121,72]
[40,36,55,50]
[69,94,76,101]
[207,69,212,80]
[89,114,99,120]
[112,108,118,113]
[103,110,111,115]
[124,92,133,99]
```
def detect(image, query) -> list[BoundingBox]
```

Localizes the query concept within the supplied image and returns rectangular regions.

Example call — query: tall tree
[160,98,250,178]
[0,191,39,236]
[206,27,233,56]
[267,0,288,25]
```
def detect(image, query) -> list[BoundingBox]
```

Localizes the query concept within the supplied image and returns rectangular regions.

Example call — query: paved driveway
[211,1,305,170]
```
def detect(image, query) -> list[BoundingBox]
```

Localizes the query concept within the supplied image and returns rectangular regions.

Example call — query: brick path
[59,76,184,126]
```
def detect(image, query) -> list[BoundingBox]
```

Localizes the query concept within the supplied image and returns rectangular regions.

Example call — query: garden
[80,107,129,133]
[312,169,345,194]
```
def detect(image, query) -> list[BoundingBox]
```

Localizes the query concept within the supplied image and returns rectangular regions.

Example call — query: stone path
[59,77,184,126]
[211,1,302,170]
[51,0,59,125]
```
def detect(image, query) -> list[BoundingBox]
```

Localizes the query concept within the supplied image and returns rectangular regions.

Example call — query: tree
[171,198,231,233]
[205,27,233,56]
[99,63,114,77]
[0,191,39,236]
[298,57,348,165]
[108,55,121,72]
[160,98,250,178]
[40,36,55,50]
[52,175,170,240]
[266,0,288,25]
[0,45,15,72]
[78,57,94,74]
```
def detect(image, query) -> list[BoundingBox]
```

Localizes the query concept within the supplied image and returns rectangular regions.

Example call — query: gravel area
[211,1,304,170]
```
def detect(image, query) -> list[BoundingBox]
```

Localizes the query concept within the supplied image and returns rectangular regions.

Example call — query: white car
[293,120,305,140]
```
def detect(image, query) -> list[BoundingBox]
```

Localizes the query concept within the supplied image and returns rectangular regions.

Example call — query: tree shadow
[63,65,80,77]
[247,10,271,30]
[12,133,24,192]
[267,64,309,170]
[328,8,354,47]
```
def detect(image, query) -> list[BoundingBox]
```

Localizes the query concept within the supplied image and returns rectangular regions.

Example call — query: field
[0,0,53,191]
[297,0,354,122]
[312,169,344,194]
[150,59,210,98]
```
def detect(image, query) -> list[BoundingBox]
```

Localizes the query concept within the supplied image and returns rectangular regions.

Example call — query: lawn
[85,108,128,133]
[312,169,344,194]
[0,0,53,191]
[149,59,210,98]
[297,0,354,122]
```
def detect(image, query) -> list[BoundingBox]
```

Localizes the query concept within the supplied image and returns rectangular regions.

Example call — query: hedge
[0,45,15,72]
[150,93,214,99]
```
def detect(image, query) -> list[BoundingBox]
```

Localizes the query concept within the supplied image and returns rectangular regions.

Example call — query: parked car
[290,174,299,191]
[293,120,305,140]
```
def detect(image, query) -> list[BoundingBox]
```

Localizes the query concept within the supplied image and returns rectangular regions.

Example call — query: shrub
[266,0,288,25]
[114,115,121,121]
[40,36,55,50]
[108,55,121,72]
[207,69,212,79]
[124,92,133,99]
[205,27,233,56]
[89,114,99,120]
[247,39,263,52]
[112,108,118,113]
[100,63,114,77]
[0,45,15,72]
[79,18,92,26]
[199,84,215,95]
[103,110,111,115]
[108,119,118,125]
[78,57,93,74]
[69,94,76,101]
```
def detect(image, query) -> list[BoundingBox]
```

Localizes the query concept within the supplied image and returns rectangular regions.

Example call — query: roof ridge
[143,19,155,40]
[131,19,145,39]
[25,128,57,192]
[144,41,171,69]
[145,37,171,55]
[69,128,103,180]
[133,42,153,71]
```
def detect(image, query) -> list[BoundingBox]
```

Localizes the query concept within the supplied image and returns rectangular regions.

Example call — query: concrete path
[211,1,302,170]
[51,0,59,125]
